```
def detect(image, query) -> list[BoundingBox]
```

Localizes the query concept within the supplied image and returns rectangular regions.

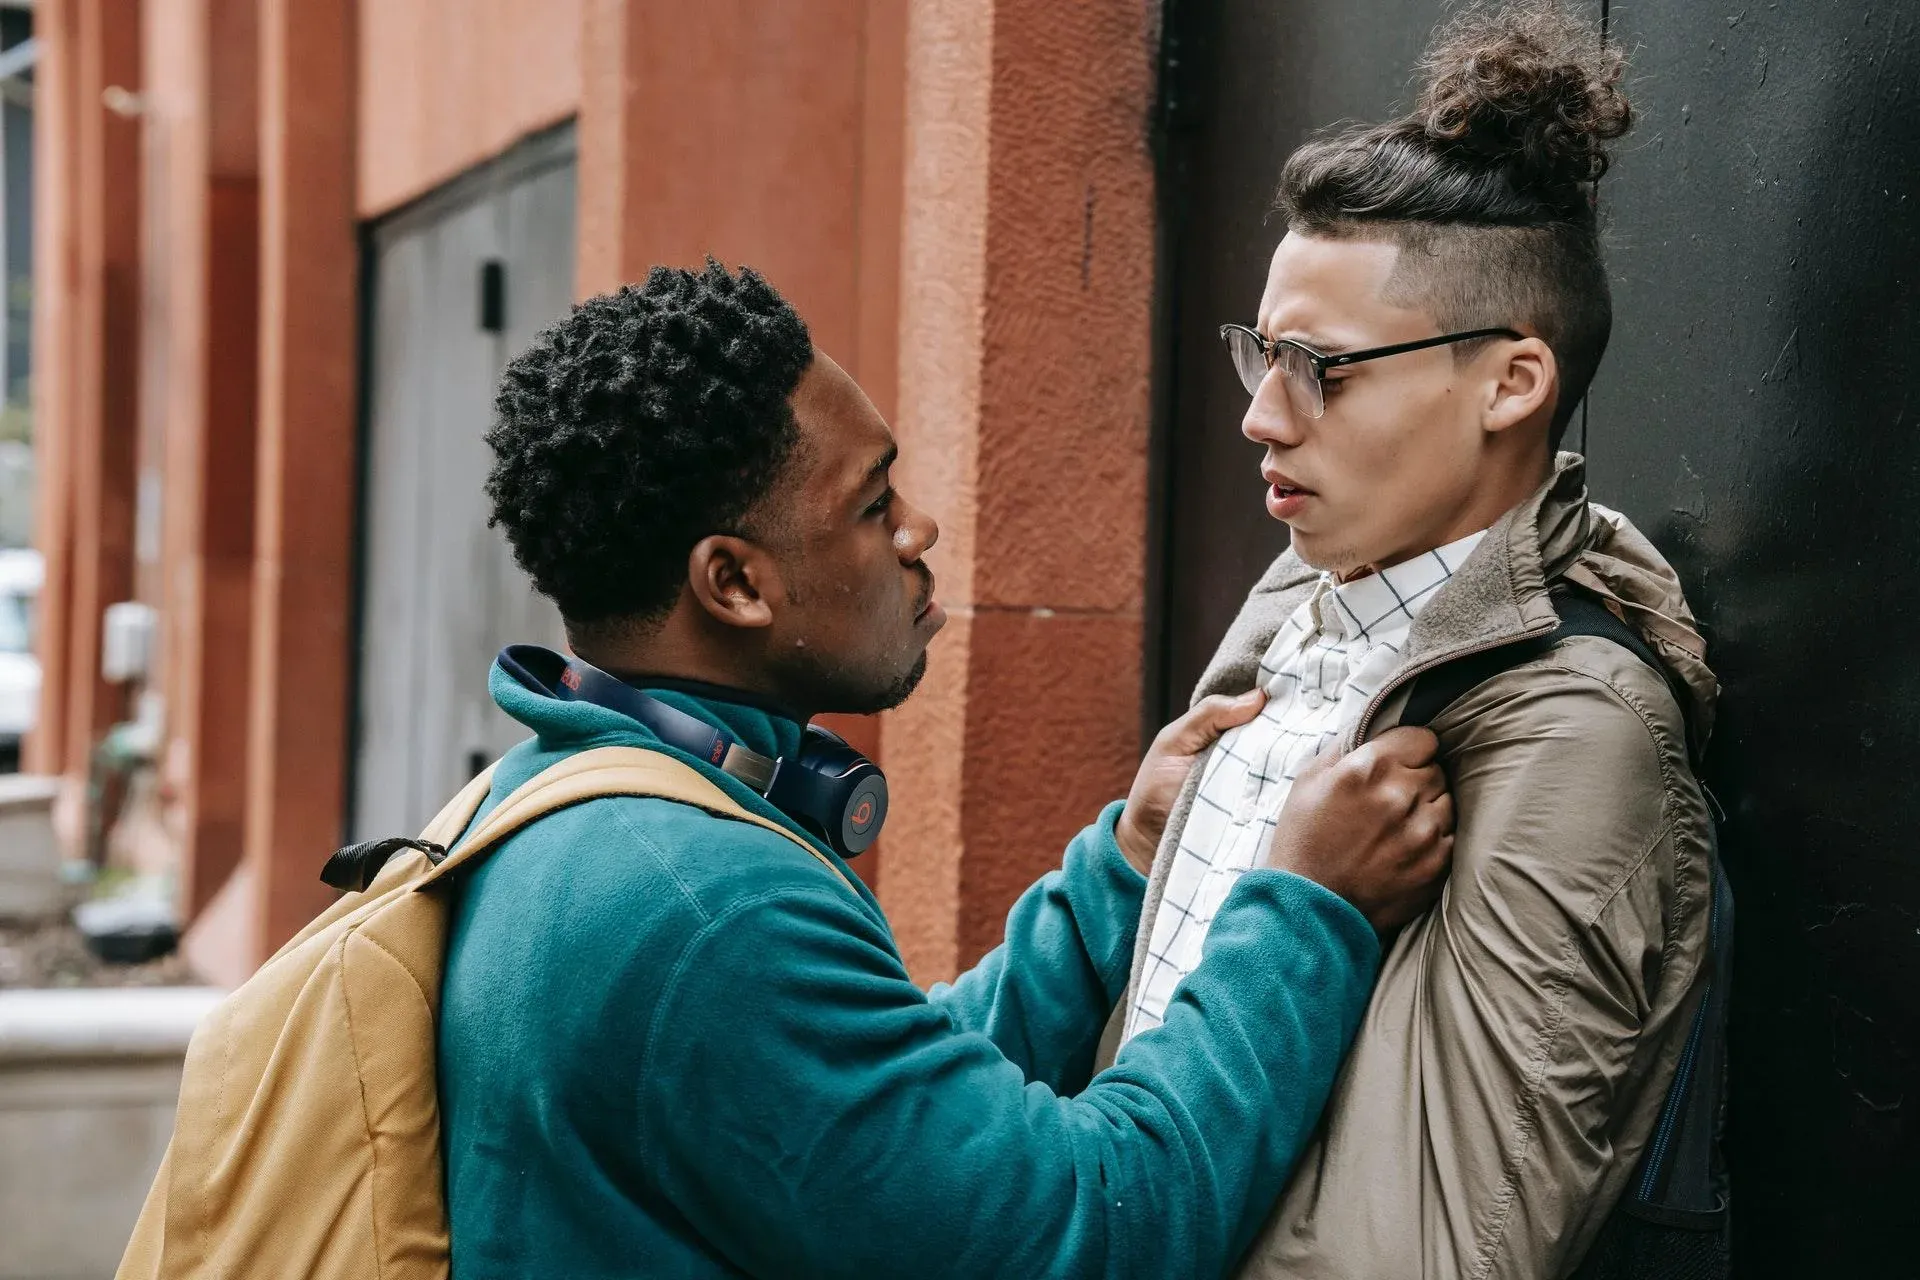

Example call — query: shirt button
[1303,689,1324,709]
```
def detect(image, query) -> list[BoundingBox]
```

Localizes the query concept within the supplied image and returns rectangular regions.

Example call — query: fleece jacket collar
[488,657,883,917]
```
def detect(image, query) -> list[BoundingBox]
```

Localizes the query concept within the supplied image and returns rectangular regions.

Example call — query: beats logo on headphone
[497,646,887,860]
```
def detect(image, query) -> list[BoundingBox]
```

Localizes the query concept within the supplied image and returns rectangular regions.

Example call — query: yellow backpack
[117,745,853,1280]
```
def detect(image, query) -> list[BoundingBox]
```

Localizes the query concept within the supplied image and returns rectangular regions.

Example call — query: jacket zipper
[1352,618,1561,745]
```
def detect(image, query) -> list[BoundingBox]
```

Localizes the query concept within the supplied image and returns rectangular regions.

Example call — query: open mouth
[1263,470,1316,519]
[1263,469,1316,500]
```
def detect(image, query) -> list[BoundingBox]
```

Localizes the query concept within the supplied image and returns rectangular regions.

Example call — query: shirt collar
[1315,529,1490,645]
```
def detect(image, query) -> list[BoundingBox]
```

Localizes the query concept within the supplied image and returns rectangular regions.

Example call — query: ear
[1482,336,1558,436]
[686,534,780,631]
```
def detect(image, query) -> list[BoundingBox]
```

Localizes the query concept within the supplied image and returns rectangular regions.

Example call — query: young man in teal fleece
[439,261,1455,1278]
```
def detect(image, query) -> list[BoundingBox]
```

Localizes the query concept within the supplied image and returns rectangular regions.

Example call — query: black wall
[1152,2,1919,1272]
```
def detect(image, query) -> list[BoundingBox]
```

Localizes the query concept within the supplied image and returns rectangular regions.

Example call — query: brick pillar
[26,0,79,777]
[879,0,1158,981]
[147,0,260,923]
[45,0,143,797]
[239,0,357,962]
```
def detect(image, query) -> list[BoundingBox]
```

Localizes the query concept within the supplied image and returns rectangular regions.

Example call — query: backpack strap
[319,764,506,893]
[420,762,501,848]
[1403,588,1688,732]
[417,745,858,895]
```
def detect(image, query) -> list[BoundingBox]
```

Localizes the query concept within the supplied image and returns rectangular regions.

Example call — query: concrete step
[0,986,223,1279]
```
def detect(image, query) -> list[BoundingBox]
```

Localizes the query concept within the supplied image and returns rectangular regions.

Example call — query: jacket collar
[1399,452,1590,665]
[1190,452,1718,744]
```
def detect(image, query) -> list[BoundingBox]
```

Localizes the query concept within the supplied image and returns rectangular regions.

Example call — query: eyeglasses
[1219,323,1523,419]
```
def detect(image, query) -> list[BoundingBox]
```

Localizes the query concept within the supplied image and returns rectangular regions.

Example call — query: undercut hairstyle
[485,260,813,635]
[1273,0,1631,443]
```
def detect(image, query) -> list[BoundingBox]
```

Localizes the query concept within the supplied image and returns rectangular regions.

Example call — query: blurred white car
[0,547,42,768]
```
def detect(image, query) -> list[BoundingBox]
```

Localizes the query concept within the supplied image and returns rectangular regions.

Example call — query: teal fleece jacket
[437,658,1380,1279]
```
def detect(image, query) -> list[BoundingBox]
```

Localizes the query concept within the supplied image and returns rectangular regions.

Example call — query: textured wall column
[881,0,1158,981]
[48,0,143,796]
[356,0,582,217]
[574,0,899,375]
[26,0,79,777]
[148,0,260,926]
[238,0,358,964]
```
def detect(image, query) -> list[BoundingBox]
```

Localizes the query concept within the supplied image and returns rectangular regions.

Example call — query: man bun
[1416,0,1632,198]
[1269,1,1632,445]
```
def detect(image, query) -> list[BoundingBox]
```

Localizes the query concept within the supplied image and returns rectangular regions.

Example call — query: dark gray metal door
[351,127,575,842]
[1153,2,1916,1272]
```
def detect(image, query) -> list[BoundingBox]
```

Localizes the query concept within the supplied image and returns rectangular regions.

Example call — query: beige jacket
[1100,454,1719,1279]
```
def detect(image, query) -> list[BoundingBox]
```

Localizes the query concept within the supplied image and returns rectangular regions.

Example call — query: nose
[892,495,939,562]
[1241,367,1305,448]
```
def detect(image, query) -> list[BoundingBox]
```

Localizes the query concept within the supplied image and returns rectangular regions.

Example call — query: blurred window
[0,589,28,653]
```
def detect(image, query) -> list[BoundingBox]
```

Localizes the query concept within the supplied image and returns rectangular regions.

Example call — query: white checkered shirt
[1121,530,1488,1044]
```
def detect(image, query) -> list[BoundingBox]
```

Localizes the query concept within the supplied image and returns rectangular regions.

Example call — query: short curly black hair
[485,260,813,626]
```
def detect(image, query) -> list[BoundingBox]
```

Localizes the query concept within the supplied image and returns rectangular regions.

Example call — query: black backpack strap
[1400,630,1556,730]
[1403,588,1685,731]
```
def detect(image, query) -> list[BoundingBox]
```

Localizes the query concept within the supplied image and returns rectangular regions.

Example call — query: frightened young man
[1099,5,1720,1277]
[435,260,1454,1278]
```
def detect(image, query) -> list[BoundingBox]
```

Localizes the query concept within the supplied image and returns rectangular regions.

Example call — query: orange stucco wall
[357,0,583,218]
[26,0,77,778]
[241,0,362,962]
[879,0,1157,981]
[354,0,1153,977]
[575,0,900,399]
[143,0,261,926]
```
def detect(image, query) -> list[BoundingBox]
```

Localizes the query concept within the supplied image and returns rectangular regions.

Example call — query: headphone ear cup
[838,770,887,856]
[771,729,888,858]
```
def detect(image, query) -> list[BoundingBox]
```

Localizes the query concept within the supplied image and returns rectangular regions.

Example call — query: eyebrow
[1270,328,1348,355]
[864,444,899,486]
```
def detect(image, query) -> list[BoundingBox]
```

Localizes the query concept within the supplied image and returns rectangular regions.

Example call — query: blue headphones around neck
[496,645,887,859]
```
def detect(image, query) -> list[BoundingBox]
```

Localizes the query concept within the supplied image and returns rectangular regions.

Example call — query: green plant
[0,399,29,446]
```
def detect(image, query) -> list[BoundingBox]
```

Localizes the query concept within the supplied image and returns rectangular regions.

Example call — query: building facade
[28,0,1157,991]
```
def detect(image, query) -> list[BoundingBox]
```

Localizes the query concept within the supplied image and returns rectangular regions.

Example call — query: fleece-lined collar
[488,657,885,917]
